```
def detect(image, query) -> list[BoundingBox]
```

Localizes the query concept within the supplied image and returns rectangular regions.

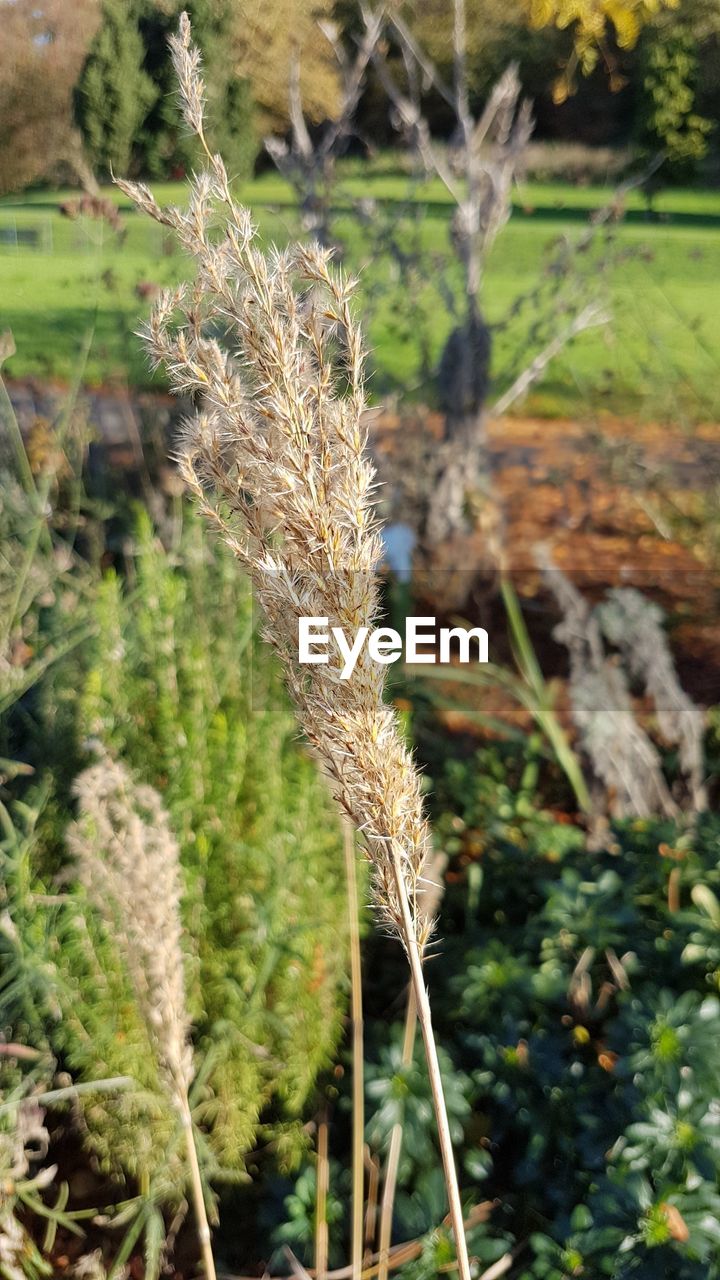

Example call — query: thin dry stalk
[344,824,365,1280]
[377,850,447,1279]
[668,865,681,913]
[491,300,608,417]
[68,758,216,1280]
[228,1201,496,1280]
[117,16,470,1277]
[363,1147,380,1264]
[390,844,471,1280]
[376,986,417,1280]
[316,1112,330,1280]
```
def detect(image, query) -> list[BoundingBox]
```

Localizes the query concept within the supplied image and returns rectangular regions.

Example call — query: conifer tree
[138,0,256,181]
[75,0,156,177]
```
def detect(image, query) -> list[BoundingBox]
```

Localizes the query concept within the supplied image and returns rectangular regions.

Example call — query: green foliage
[0,781,182,1189]
[75,0,156,177]
[273,1164,349,1268]
[432,742,586,864]
[636,23,713,181]
[56,510,348,1177]
[75,0,256,182]
[68,514,345,1172]
[195,15,256,186]
[0,791,59,1058]
[137,0,257,182]
[4,174,720,423]
[418,742,720,1276]
[0,374,95,732]
[365,1033,475,1237]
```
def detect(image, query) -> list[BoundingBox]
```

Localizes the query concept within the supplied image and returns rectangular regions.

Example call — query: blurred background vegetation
[2,1,720,1278]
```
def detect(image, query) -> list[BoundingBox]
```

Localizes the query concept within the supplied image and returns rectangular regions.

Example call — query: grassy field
[1,168,719,420]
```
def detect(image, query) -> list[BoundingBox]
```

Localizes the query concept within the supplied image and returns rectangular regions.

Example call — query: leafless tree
[266,0,617,549]
[368,0,608,544]
[265,9,385,246]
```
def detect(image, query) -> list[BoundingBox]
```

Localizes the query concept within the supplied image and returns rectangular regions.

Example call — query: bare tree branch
[265,6,385,244]
[491,300,609,417]
[385,10,456,110]
[367,30,464,205]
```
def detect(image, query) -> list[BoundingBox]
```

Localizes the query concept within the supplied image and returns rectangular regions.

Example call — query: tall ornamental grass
[118,16,471,1273]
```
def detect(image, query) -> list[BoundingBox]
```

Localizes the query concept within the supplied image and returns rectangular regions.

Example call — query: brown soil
[373,407,720,729]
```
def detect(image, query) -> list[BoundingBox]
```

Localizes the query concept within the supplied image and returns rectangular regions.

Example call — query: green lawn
[2,169,719,420]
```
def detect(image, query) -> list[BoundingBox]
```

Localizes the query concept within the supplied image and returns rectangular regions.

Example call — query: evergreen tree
[193,0,257,182]
[138,0,257,181]
[75,0,156,177]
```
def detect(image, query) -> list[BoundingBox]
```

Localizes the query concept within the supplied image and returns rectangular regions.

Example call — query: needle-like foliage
[68,758,192,1102]
[68,757,216,1278]
[74,514,348,1170]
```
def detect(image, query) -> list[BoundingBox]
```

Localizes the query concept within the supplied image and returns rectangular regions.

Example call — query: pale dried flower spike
[69,758,216,1280]
[116,16,471,1278]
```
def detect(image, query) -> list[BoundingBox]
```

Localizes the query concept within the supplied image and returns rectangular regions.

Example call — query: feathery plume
[69,759,192,1096]
[598,588,706,812]
[115,16,470,1277]
[116,18,431,952]
[68,757,216,1279]
[538,551,678,820]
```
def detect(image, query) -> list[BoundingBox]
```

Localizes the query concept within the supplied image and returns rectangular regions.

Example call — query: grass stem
[315,1111,330,1280]
[180,1098,217,1280]
[390,845,471,1280]
[376,986,417,1280]
[344,824,365,1280]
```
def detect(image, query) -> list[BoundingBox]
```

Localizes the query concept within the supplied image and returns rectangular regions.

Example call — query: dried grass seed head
[115,14,433,949]
[68,757,193,1096]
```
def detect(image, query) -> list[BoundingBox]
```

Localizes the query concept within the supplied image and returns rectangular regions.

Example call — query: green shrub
[137,0,257,182]
[635,21,713,186]
[74,0,157,178]
[295,741,720,1276]
[424,744,720,1277]
[33,511,348,1181]
[76,0,257,182]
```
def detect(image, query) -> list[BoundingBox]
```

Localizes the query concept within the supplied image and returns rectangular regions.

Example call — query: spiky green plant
[67,510,347,1174]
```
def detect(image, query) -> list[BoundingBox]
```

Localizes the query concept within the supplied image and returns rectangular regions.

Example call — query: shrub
[422,743,720,1277]
[74,0,156,178]
[137,0,257,182]
[635,20,713,186]
[32,511,348,1180]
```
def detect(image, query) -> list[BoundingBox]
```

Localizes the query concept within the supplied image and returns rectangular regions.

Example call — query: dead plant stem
[377,986,417,1280]
[316,1111,330,1280]
[180,1097,217,1280]
[344,824,365,1280]
[390,845,471,1280]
